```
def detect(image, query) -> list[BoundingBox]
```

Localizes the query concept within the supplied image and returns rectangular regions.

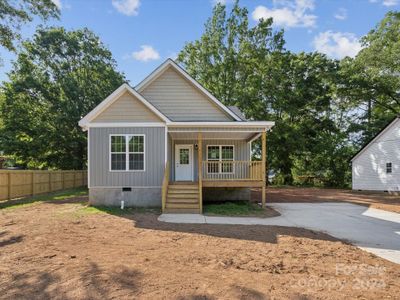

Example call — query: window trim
[386,162,392,174]
[109,134,146,172]
[206,145,235,174]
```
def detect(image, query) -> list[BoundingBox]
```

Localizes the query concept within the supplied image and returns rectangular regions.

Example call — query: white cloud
[313,31,362,59]
[112,0,140,16]
[252,0,317,28]
[383,0,399,6]
[369,0,399,6]
[132,45,160,62]
[51,0,62,9]
[334,8,347,20]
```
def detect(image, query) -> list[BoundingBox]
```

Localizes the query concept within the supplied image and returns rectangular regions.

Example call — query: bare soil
[1,196,399,299]
[253,186,400,213]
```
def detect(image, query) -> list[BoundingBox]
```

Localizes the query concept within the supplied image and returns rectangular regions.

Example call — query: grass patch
[0,187,88,210]
[77,205,160,216]
[204,201,266,217]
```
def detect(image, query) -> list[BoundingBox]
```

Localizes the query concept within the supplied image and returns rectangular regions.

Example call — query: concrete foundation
[203,187,251,202]
[89,187,161,207]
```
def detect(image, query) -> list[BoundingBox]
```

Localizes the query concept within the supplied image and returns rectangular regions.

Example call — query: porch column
[198,132,203,213]
[261,131,266,208]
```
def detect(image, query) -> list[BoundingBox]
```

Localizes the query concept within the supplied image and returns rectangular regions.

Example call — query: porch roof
[167,121,274,129]
[167,121,274,141]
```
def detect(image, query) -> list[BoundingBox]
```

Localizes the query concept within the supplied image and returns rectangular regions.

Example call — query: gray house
[79,59,274,213]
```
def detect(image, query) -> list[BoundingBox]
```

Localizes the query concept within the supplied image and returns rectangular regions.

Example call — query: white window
[110,135,145,171]
[207,145,234,174]
[386,162,392,174]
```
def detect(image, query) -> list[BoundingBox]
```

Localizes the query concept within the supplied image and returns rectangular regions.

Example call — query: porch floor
[202,180,264,188]
[169,180,263,188]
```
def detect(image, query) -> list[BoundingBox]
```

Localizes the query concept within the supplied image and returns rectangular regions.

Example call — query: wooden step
[167,193,198,199]
[163,182,200,214]
[167,198,199,205]
[166,203,199,209]
[168,185,198,190]
[168,198,199,203]
[167,197,199,203]
[164,208,201,214]
[167,189,198,194]
[169,181,199,185]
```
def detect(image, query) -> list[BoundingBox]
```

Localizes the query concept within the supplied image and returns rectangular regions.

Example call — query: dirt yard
[253,186,400,213]
[1,192,399,299]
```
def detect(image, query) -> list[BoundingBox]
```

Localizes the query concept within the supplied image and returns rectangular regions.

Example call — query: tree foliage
[0,27,125,169]
[339,12,400,145]
[0,0,59,53]
[178,2,353,186]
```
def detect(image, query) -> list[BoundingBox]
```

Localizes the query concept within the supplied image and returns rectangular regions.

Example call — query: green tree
[177,1,285,111]
[0,27,125,169]
[0,0,59,53]
[270,52,347,185]
[339,11,400,146]
[178,2,348,185]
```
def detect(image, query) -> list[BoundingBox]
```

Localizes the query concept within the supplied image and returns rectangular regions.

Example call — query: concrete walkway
[158,202,400,264]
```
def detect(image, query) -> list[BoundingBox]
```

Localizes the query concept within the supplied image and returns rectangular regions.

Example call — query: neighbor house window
[207,145,234,173]
[110,135,145,171]
[386,162,392,174]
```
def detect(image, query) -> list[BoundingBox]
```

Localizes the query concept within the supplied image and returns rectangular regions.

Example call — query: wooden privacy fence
[0,170,87,201]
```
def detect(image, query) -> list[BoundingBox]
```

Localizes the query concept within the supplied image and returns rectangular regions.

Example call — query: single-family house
[79,59,275,213]
[351,116,400,192]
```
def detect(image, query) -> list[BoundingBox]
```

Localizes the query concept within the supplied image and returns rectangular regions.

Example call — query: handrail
[201,160,262,181]
[161,161,169,212]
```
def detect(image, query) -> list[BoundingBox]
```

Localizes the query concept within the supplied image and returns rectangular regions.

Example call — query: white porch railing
[201,161,263,181]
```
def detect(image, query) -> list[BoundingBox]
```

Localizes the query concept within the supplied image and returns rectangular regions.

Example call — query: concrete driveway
[159,202,400,264]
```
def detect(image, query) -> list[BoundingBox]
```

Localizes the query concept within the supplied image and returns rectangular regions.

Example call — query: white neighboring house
[351,116,400,191]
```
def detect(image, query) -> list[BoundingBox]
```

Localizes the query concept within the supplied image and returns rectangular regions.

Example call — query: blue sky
[0,0,398,84]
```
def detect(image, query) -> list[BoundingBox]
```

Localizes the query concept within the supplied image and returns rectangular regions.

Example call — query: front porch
[162,123,271,213]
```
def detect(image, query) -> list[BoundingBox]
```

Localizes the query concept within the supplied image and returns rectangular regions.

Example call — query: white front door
[175,145,193,181]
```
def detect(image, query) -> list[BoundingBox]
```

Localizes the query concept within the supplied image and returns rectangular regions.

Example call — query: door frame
[174,144,194,181]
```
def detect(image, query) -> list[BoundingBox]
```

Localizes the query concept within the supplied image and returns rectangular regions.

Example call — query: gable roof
[135,59,241,121]
[351,116,400,162]
[228,106,247,121]
[78,83,170,130]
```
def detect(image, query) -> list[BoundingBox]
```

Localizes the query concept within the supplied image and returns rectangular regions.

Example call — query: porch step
[167,193,198,199]
[164,182,200,214]
[169,181,199,185]
[168,186,199,194]
[167,198,199,204]
[165,203,199,209]
[168,185,198,190]
[164,208,201,214]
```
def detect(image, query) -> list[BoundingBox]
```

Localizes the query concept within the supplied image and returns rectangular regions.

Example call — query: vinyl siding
[92,91,162,123]
[89,127,165,187]
[352,119,400,191]
[141,66,233,121]
[171,139,250,181]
